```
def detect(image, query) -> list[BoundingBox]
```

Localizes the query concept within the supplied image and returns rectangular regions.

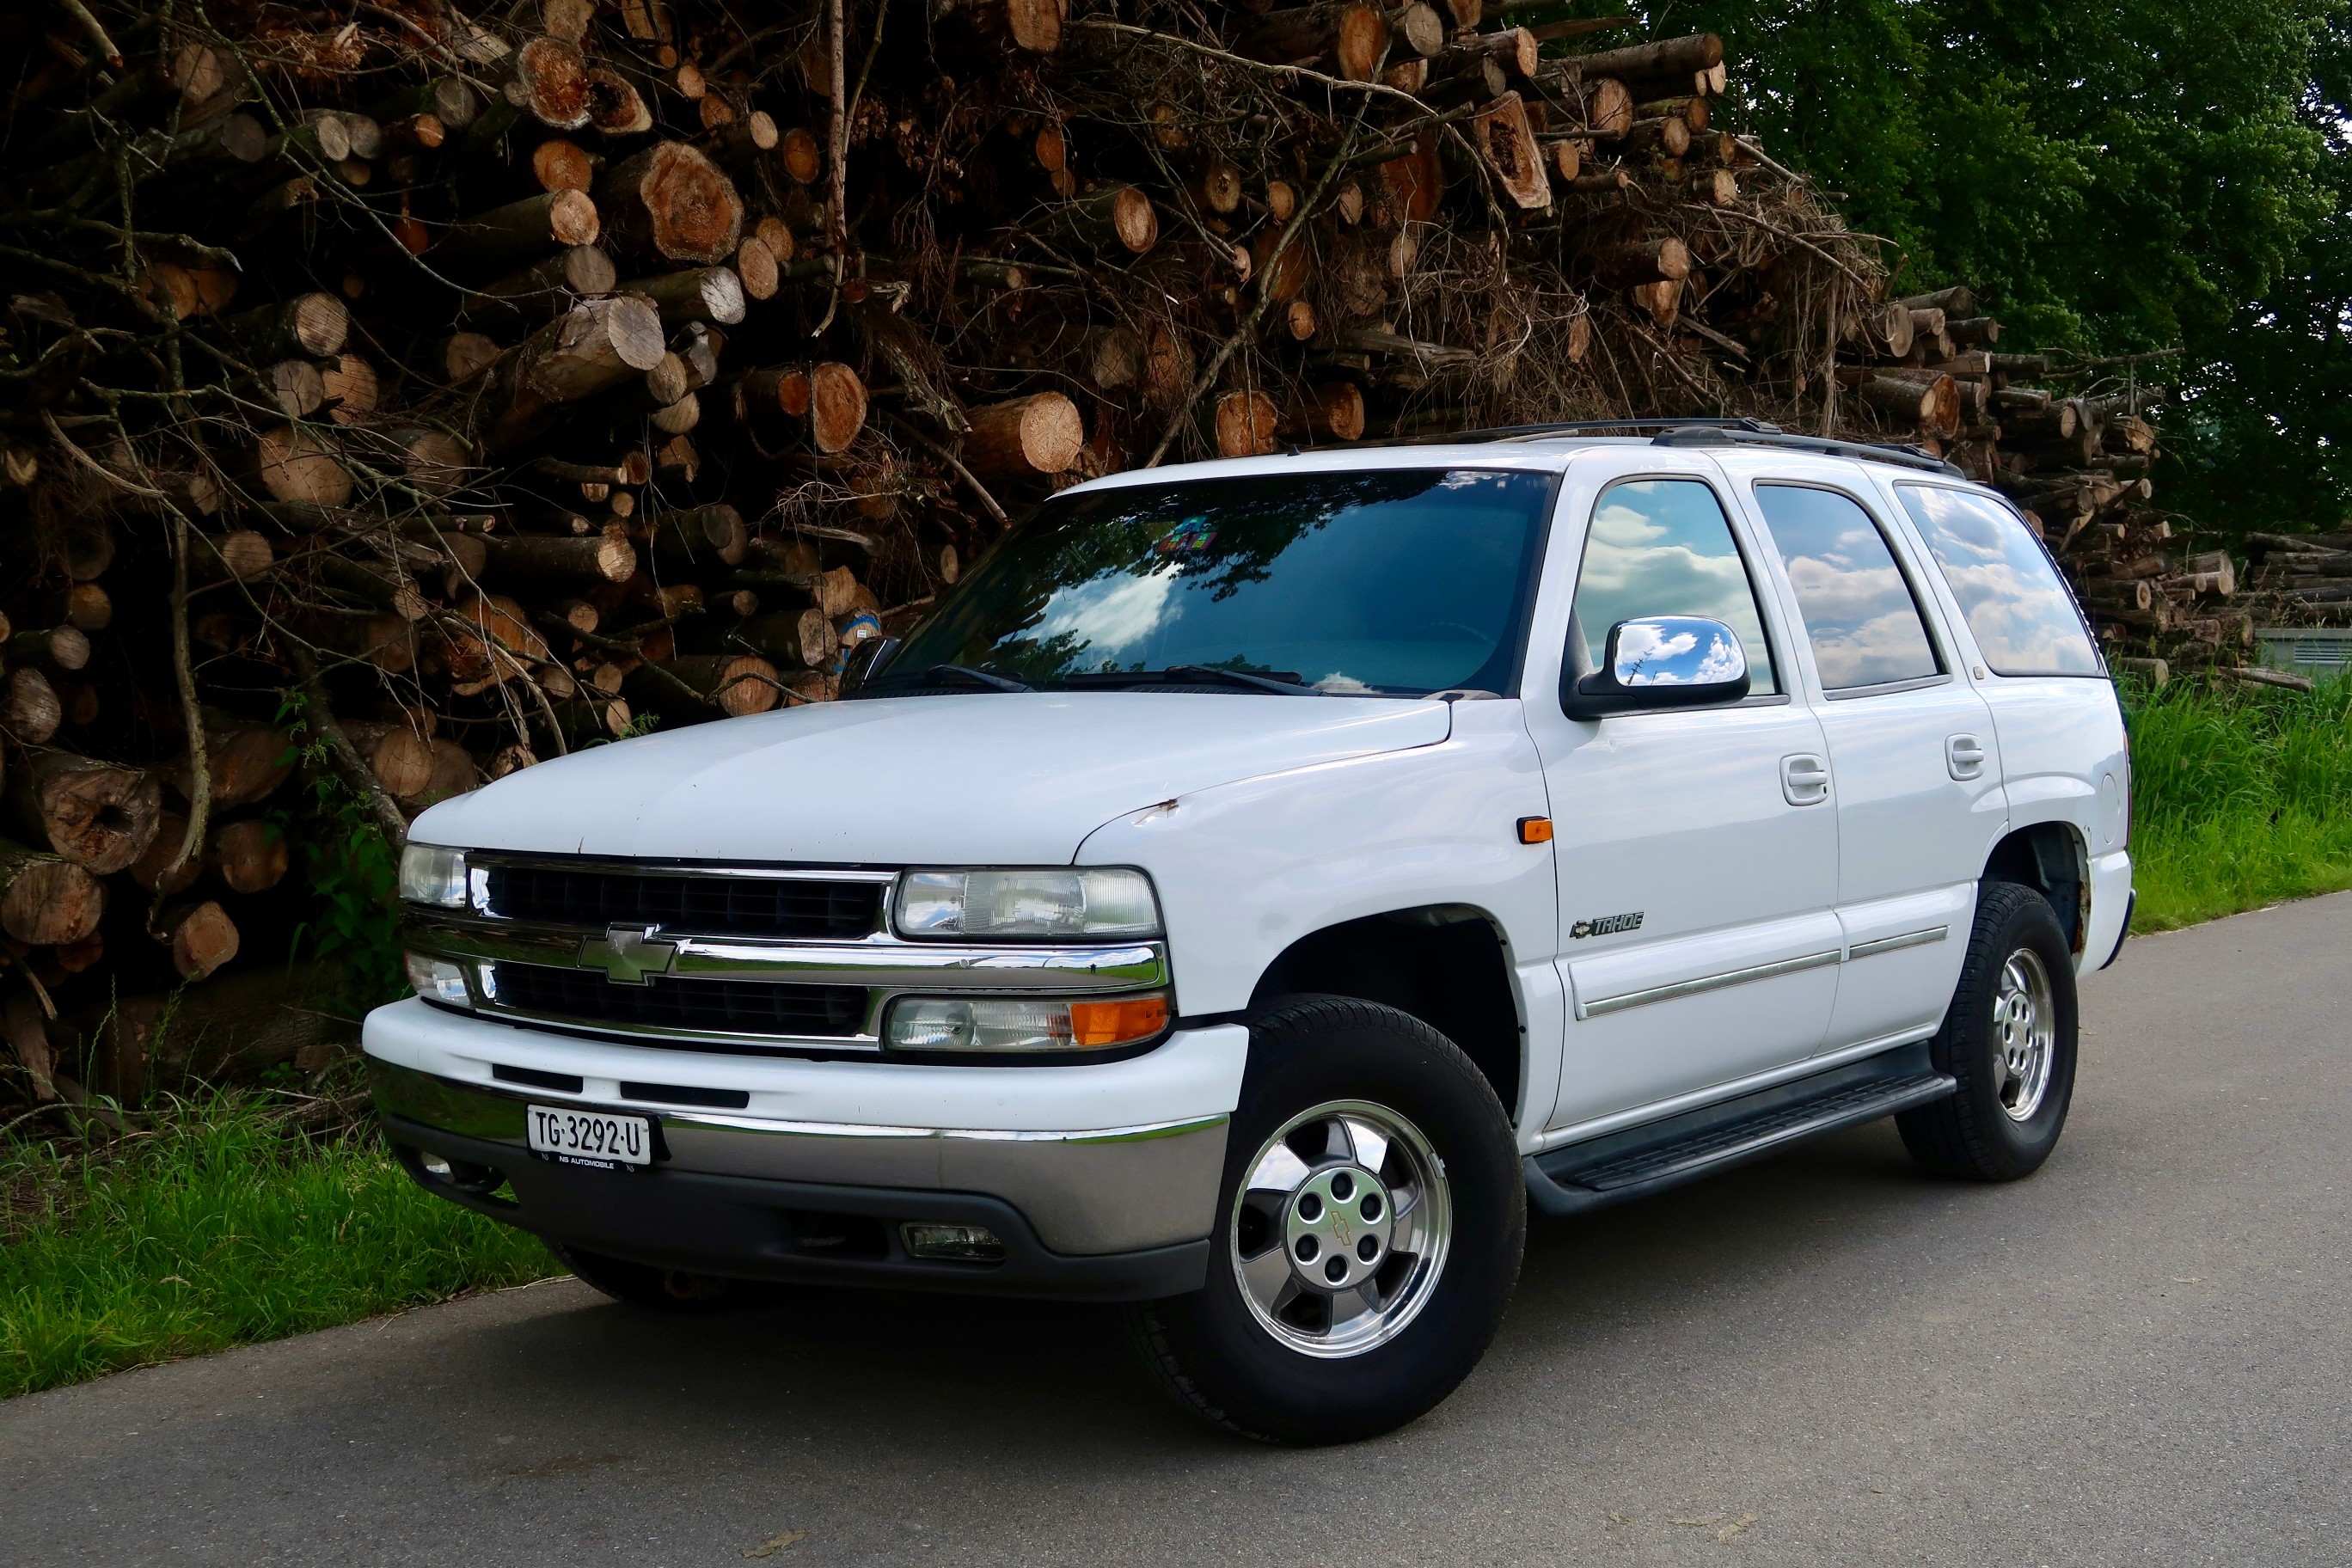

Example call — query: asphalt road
[5,892,2348,1566]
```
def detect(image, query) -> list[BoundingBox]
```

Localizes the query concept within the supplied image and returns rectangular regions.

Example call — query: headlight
[398,843,470,907]
[893,868,1161,940]
[885,993,1168,1053]
[406,952,472,1007]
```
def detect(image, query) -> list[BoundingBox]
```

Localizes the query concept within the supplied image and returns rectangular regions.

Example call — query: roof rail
[1649,424,1965,477]
[1372,417,1782,446]
[1354,417,1965,476]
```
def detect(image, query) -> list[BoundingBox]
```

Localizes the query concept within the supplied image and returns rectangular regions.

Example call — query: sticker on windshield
[1153,516,1218,554]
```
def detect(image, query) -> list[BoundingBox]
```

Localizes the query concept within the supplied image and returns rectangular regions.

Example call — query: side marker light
[1517,817,1553,845]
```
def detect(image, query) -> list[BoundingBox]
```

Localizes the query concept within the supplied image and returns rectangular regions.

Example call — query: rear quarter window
[1894,485,2102,676]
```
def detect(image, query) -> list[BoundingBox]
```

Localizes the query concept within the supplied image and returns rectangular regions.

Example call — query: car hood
[410,693,1454,865]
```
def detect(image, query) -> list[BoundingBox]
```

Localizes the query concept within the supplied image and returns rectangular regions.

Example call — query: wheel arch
[1981,819,2090,954]
[1246,905,1526,1124]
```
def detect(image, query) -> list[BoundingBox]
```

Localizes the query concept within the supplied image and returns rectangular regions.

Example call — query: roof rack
[1648,424,1964,476]
[1363,416,1965,477]
[1375,417,1780,445]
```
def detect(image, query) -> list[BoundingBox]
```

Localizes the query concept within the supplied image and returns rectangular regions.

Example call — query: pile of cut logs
[0,0,2226,1103]
[1827,286,2244,683]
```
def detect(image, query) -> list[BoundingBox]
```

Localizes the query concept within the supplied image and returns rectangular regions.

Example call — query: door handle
[1946,733,1987,781]
[1780,753,1831,805]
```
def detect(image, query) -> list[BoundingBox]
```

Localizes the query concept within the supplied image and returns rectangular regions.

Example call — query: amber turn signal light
[1517,816,1553,844]
[1068,994,1170,1047]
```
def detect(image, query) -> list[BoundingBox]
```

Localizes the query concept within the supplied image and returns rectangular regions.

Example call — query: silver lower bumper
[371,1059,1228,1257]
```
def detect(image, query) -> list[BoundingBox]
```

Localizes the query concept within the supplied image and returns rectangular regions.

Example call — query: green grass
[2122,671,2352,930]
[0,1093,555,1400]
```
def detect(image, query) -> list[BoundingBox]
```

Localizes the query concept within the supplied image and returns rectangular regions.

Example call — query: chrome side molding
[1576,925,1950,1019]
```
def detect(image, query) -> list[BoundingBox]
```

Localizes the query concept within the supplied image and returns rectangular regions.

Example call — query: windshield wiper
[1161,665,1320,695]
[922,664,1035,692]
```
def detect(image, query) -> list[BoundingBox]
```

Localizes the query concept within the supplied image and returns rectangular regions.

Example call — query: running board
[1524,1044,1955,1217]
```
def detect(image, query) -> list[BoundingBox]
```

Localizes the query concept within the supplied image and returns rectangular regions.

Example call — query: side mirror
[838,635,902,695]
[1563,616,1751,720]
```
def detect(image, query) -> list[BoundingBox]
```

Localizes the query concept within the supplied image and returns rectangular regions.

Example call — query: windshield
[872,468,1556,695]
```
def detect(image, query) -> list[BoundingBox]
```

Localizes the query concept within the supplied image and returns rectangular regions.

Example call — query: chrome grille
[488,961,868,1038]
[482,862,882,940]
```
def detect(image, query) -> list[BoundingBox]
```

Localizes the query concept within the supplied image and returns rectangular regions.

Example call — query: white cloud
[1032,568,1181,660]
[1694,631,1745,684]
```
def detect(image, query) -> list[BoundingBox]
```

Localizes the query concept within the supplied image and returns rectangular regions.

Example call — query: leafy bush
[276,689,407,1011]
[2122,672,2352,929]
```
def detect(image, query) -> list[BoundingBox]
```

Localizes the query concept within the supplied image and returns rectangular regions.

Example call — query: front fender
[1074,700,1559,1019]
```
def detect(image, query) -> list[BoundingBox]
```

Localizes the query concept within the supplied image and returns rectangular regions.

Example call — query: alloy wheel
[1229,1099,1452,1358]
[1992,946,2056,1122]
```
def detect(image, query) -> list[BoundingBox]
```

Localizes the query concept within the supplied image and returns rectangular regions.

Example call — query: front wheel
[1128,997,1523,1444]
[1897,879,2079,1181]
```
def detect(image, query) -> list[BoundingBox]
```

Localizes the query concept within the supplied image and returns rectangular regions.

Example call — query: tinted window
[880,469,1553,695]
[1571,479,1778,693]
[1753,485,1942,690]
[1896,486,2101,676]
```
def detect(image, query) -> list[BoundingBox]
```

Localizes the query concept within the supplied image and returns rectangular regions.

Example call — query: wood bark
[964,394,1086,477]
[483,295,669,448]
[434,189,600,272]
[1571,33,1723,88]
[651,504,750,569]
[1595,237,1692,285]
[1241,5,1391,82]
[622,265,747,325]
[482,533,640,584]
[1859,372,1961,436]
[224,292,349,358]
[1280,382,1368,442]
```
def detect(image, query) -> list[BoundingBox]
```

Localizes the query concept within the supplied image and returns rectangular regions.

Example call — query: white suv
[368,422,2133,1443]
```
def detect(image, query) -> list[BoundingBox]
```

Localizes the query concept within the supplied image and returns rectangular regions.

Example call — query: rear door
[1520,450,1841,1134]
[1724,456,2003,1049]
[1880,479,2132,965]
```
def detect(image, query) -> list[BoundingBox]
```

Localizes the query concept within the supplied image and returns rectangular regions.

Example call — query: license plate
[526,1105,653,1169]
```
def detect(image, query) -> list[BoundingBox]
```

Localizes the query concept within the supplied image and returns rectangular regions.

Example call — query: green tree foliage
[1513,1,2348,528]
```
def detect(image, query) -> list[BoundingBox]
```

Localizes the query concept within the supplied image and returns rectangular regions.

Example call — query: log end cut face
[35,762,164,877]
[518,36,594,130]
[0,854,104,946]
[630,142,745,265]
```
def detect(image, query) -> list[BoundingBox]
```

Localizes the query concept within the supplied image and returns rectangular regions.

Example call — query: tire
[1897,879,2079,1181]
[547,1242,755,1312]
[1127,996,1523,1444]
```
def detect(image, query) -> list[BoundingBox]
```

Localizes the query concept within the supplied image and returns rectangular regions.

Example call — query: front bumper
[364,1002,1246,1300]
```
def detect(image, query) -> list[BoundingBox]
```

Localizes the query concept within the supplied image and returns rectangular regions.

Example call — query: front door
[1730,465,2003,1050]
[1524,459,1841,1134]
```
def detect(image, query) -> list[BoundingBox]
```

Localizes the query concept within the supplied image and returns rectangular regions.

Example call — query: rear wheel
[547,1242,753,1311]
[1129,997,1523,1444]
[1898,879,2079,1181]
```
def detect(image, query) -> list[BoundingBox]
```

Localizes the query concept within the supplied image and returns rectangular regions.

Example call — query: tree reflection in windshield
[880,468,1554,695]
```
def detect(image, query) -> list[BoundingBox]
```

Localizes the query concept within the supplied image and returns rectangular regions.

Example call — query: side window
[1896,486,2102,676]
[1571,479,1779,694]
[1752,484,1943,691]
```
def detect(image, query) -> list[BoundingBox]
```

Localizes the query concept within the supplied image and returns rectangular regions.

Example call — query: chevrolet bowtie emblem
[578,925,677,985]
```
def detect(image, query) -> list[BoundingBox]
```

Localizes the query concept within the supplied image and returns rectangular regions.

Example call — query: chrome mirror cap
[1608,616,1749,688]
[1564,616,1752,720]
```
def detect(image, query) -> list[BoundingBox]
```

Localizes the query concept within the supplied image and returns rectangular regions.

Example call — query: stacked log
[1825,287,2239,679]
[0,3,1974,1099]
